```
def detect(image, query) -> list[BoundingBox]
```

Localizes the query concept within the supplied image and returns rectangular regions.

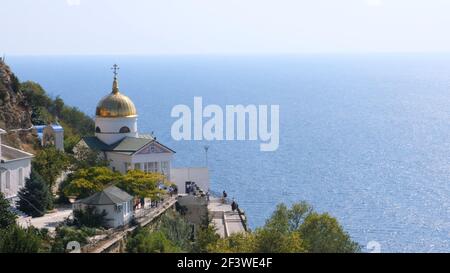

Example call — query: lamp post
[204,145,209,167]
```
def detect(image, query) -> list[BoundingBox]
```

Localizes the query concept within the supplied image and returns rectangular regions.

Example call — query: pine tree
[0,192,16,229]
[16,170,53,217]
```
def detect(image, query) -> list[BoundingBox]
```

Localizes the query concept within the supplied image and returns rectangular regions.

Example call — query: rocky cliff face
[0,58,38,153]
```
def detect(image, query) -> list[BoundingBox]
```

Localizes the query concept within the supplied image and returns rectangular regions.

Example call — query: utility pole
[204,145,209,167]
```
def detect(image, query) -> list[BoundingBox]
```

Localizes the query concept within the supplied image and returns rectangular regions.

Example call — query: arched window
[5,171,11,189]
[95,127,101,133]
[18,168,24,186]
[119,126,131,133]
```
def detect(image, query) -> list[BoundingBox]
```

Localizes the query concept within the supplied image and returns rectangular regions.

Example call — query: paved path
[17,207,72,232]
[208,197,246,238]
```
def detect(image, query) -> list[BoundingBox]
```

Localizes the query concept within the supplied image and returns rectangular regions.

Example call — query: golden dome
[96,77,137,118]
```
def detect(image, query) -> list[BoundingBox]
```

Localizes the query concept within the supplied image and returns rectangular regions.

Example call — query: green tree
[192,225,220,253]
[204,201,359,253]
[158,212,193,251]
[32,147,70,190]
[71,145,109,168]
[117,170,165,200]
[127,229,182,253]
[63,167,119,199]
[299,212,361,253]
[207,232,256,253]
[53,96,64,118]
[73,207,109,228]
[0,192,16,229]
[0,225,42,253]
[17,170,53,217]
[50,226,96,253]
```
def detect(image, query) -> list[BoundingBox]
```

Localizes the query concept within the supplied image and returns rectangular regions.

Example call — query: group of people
[222,190,239,212]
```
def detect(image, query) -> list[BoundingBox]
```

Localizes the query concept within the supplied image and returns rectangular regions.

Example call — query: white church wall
[0,158,32,199]
[106,152,132,173]
[95,116,138,145]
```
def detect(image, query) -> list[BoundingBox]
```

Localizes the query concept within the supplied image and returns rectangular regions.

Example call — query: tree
[127,229,182,253]
[0,225,42,253]
[116,170,165,200]
[207,232,256,253]
[0,192,16,229]
[73,206,109,228]
[204,201,360,253]
[299,212,361,253]
[63,167,119,199]
[53,96,64,118]
[32,147,70,190]
[50,225,96,253]
[192,225,220,253]
[62,167,164,200]
[71,145,109,167]
[17,170,53,217]
[158,212,193,251]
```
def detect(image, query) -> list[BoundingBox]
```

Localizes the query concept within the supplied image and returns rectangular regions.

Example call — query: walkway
[208,197,246,238]
[17,206,73,232]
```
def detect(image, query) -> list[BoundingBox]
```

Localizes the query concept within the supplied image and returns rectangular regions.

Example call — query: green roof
[76,186,133,205]
[81,136,175,154]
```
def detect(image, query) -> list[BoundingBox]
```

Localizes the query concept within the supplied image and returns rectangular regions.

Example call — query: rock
[0,59,37,153]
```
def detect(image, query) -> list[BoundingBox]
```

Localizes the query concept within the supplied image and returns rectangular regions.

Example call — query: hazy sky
[2,0,450,55]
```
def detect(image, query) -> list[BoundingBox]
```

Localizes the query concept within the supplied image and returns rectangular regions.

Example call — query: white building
[75,66,210,193]
[75,68,175,179]
[73,186,134,228]
[34,124,64,152]
[0,129,33,200]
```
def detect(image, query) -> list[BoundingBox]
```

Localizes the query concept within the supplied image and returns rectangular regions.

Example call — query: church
[76,65,175,179]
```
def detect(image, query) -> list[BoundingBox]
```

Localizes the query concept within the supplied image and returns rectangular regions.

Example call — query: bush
[50,225,97,253]
[0,192,16,229]
[73,206,109,228]
[126,229,182,253]
[17,170,53,217]
[0,225,42,253]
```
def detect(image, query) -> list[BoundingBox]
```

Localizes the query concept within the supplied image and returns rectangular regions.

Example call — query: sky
[2,0,450,55]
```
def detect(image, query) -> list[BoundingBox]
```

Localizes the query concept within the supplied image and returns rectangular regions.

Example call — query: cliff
[0,58,38,153]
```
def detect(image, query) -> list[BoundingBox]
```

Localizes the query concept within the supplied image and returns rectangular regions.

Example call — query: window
[134,163,141,170]
[5,171,10,189]
[124,163,131,172]
[95,127,101,133]
[119,126,130,133]
[148,162,158,173]
[18,168,24,186]
[161,162,169,175]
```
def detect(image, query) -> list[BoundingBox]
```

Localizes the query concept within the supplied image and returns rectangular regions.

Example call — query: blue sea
[7,54,450,252]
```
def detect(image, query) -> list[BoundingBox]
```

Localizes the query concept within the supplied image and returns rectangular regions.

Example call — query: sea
[7,54,450,252]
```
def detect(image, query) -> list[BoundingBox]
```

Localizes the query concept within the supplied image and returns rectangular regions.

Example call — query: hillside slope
[0,58,37,152]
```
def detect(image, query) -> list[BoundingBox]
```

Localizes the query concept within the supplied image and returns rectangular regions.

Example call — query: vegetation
[16,170,53,217]
[32,147,71,190]
[126,211,193,253]
[0,193,16,229]
[0,225,42,253]
[127,229,182,253]
[192,224,220,253]
[71,145,109,170]
[206,202,361,253]
[62,167,165,200]
[20,81,94,143]
[72,207,109,228]
[157,211,193,251]
[50,225,97,253]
